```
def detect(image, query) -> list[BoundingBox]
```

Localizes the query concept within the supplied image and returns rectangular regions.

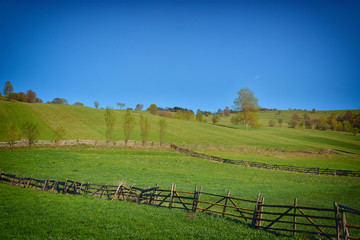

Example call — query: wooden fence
[171,144,360,177]
[0,172,359,239]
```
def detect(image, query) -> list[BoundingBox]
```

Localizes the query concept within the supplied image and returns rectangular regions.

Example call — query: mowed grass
[194,148,360,170]
[0,184,296,240]
[1,148,359,208]
[1,101,360,153]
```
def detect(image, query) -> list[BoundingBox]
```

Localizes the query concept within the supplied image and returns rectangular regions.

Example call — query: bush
[268,120,276,127]
[53,125,66,144]
[22,122,40,146]
[7,124,20,147]
[211,114,220,125]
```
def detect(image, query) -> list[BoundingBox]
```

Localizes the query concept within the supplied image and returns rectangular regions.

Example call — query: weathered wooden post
[169,183,175,209]
[341,209,349,240]
[293,198,297,235]
[252,193,261,228]
[334,202,340,240]
[222,191,230,217]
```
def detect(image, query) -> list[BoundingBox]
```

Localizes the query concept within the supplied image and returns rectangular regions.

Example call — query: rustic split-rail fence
[170,144,360,177]
[1,172,359,239]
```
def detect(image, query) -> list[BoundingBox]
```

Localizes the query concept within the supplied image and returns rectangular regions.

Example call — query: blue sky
[1,0,359,111]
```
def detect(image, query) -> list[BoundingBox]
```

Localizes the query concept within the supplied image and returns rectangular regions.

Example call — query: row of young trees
[104,108,168,146]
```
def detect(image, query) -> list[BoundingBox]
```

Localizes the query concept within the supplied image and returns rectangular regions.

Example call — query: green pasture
[1,148,359,208]
[1,101,360,153]
[0,183,299,240]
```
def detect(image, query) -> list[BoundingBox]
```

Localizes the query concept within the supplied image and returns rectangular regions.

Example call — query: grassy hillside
[1,101,360,153]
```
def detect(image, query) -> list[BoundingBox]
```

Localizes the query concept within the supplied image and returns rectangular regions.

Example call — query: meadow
[0,101,360,239]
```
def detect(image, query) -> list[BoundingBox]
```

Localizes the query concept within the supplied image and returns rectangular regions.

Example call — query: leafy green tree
[123,110,135,146]
[211,114,220,125]
[196,109,203,122]
[22,121,40,146]
[328,113,338,131]
[7,124,20,147]
[3,81,14,98]
[316,116,330,130]
[148,104,158,115]
[233,88,259,130]
[53,125,66,144]
[94,101,99,108]
[352,128,359,136]
[159,119,167,146]
[73,102,84,106]
[105,107,115,144]
[26,90,36,103]
[140,113,151,146]
[136,104,144,111]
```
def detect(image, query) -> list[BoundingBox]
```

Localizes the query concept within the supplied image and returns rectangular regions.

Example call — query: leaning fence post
[252,193,261,228]
[222,191,230,217]
[194,187,202,213]
[257,195,264,227]
[334,202,340,240]
[192,185,198,213]
[341,209,349,240]
[169,183,174,209]
[63,178,68,193]
[293,198,297,235]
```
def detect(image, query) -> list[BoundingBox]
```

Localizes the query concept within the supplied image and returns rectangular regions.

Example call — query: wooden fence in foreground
[1,172,359,239]
[171,144,360,177]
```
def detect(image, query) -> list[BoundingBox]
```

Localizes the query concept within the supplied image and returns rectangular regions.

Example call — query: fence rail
[171,144,360,177]
[0,171,359,239]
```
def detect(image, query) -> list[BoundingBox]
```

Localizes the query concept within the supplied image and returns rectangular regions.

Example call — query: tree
[328,113,338,131]
[123,110,135,146]
[7,124,20,148]
[277,119,283,127]
[289,113,300,128]
[52,98,64,104]
[136,104,144,111]
[316,116,329,130]
[53,125,66,144]
[233,88,259,130]
[117,102,125,109]
[352,128,359,136]
[140,113,151,146]
[148,104,158,115]
[105,107,115,144]
[217,109,223,116]
[159,119,167,146]
[211,114,220,125]
[269,120,276,127]
[224,106,231,116]
[94,101,99,108]
[22,121,40,146]
[73,102,84,106]
[312,108,316,113]
[35,98,43,103]
[196,109,203,122]
[3,81,14,98]
[26,90,36,103]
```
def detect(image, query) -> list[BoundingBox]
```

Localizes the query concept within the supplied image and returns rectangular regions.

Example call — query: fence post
[334,202,340,240]
[222,191,230,217]
[194,186,202,213]
[252,193,261,228]
[63,179,68,193]
[168,183,174,209]
[341,209,349,240]
[25,177,33,188]
[293,198,297,235]
[85,182,90,194]
[42,179,48,191]
[257,195,264,227]
[192,185,198,213]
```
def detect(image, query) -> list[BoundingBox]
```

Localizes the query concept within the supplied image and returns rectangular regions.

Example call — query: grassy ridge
[1,101,360,153]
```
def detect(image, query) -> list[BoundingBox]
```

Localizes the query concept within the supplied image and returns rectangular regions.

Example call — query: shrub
[22,122,40,146]
[277,119,283,127]
[211,114,220,125]
[148,104,158,115]
[7,124,20,147]
[53,125,66,144]
[268,120,276,127]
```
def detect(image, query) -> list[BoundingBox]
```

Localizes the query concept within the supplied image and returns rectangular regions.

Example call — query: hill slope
[1,101,360,153]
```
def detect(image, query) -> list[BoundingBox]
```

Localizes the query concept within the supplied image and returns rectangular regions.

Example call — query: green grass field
[1,101,360,153]
[1,101,360,239]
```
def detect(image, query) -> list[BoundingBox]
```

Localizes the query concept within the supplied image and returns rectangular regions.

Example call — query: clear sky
[1,0,359,112]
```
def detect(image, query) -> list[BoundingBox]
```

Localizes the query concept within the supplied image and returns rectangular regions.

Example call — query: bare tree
[7,124,20,148]
[123,110,135,146]
[105,107,115,144]
[159,119,167,146]
[140,113,151,146]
